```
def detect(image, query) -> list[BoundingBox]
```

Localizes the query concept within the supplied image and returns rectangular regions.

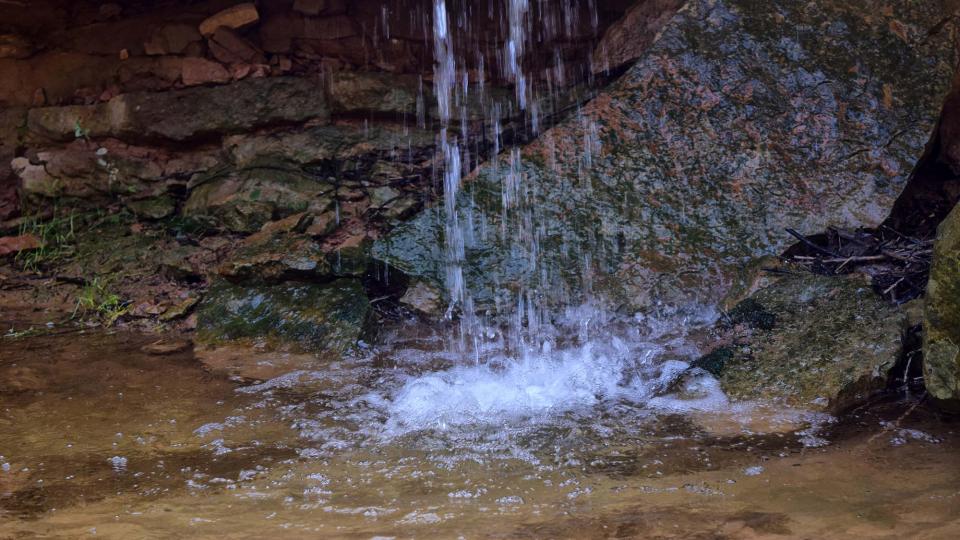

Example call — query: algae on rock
[923,204,960,405]
[184,165,334,233]
[709,274,907,413]
[195,279,370,356]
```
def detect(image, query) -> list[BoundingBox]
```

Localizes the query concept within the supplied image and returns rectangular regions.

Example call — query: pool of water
[0,325,958,539]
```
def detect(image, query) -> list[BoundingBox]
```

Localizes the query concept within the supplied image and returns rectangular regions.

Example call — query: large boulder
[697,274,907,413]
[374,0,955,317]
[26,77,329,143]
[923,204,960,406]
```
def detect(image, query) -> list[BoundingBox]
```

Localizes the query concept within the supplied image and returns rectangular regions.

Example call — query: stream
[1,325,957,539]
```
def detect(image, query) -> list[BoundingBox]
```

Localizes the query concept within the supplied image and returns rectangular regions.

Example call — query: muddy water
[1,329,958,539]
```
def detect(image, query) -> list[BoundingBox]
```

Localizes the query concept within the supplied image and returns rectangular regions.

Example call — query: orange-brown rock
[198,3,260,37]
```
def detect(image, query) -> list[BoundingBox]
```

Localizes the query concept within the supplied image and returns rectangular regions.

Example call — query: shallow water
[1,326,958,539]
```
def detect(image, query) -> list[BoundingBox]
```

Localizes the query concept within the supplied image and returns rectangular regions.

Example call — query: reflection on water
[1,327,958,539]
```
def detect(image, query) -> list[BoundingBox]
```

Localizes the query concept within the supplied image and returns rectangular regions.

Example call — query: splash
[374,306,726,435]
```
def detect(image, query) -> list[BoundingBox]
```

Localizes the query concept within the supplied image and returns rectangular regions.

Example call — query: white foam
[375,334,714,434]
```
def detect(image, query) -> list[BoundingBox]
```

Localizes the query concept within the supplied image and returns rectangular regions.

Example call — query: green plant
[73,119,88,140]
[72,277,129,325]
[15,211,79,272]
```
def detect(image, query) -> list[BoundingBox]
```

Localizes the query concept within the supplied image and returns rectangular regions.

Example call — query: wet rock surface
[376,0,956,315]
[195,279,370,358]
[184,165,334,234]
[26,77,329,143]
[699,274,907,413]
[923,203,960,405]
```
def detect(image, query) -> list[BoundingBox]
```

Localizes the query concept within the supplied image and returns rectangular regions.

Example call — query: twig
[866,395,927,445]
[785,228,842,257]
[880,225,926,246]
[882,277,906,295]
[793,254,887,264]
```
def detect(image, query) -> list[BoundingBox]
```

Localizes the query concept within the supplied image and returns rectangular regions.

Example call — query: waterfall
[429,0,600,357]
[375,0,722,431]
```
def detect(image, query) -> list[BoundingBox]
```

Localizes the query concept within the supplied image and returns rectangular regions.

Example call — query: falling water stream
[391,0,689,435]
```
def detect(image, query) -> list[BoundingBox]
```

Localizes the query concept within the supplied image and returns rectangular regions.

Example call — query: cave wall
[0,0,638,223]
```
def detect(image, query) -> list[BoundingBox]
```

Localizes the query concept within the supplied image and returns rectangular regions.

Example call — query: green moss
[691,347,735,377]
[716,274,906,412]
[196,279,371,356]
[728,298,777,330]
[127,195,176,220]
[923,204,960,402]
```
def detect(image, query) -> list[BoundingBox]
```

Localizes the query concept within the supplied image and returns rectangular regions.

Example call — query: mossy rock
[184,166,333,233]
[218,234,332,283]
[727,299,777,330]
[923,204,960,406]
[27,77,329,143]
[196,279,370,357]
[374,0,954,319]
[712,274,907,413]
[126,194,176,220]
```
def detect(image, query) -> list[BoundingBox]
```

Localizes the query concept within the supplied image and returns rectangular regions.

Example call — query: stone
[399,280,444,316]
[591,0,684,74]
[0,234,41,256]
[98,3,122,19]
[184,165,334,233]
[126,194,176,219]
[369,185,417,221]
[325,240,370,277]
[303,16,357,40]
[258,12,303,53]
[292,0,325,16]
[251,212,312,238]
[12,140,215,205]
[141,339,192,355]
[701,274,907,413]
[0,106,25,221]
[208,27,265,65]
[369,186,400,208]
[195,279,370,357]
[115,56,184,93]
[223,124,433,168]
[160,296,200,322]
[0,33,33,59]
[26,77,329,143]
[325,72,422,116]
[305,211,338,237]
[218,233,332,282]
[199,3,260,37]
[144,23,202,56]
[180,57,231,86]
[375,0,956,317]
[158,245,205,281]
[370,186,418,220]
[923,204,960,406]
[11,157,54,197]
[937,86,960,175]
